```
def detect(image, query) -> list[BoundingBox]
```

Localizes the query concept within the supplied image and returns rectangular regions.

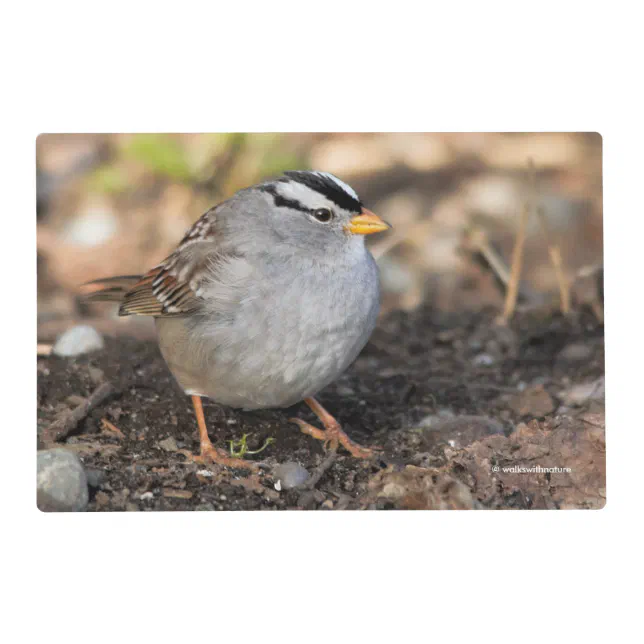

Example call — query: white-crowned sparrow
[84,171,390,468]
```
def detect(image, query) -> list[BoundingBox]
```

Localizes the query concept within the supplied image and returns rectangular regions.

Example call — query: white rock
[53,325,104,357]
[472,353,496,366]
[273,462,310,490]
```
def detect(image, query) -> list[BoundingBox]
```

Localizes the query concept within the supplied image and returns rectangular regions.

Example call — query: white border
[5,2,642,642]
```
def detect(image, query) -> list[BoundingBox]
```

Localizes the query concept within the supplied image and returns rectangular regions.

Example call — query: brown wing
[118,207,218,317]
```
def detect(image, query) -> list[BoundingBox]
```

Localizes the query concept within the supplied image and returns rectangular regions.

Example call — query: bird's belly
[157,259,378,410]
[203,320,367,409]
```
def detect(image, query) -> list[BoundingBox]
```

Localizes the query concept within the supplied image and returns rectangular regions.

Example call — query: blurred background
[36,133,603,341]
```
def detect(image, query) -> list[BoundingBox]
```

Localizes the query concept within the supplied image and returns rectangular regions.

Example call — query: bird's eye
[312,208,333,223]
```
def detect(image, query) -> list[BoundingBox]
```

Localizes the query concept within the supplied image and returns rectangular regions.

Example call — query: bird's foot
[291,409,375,458]
[179,444,258,471]
[185,394,259,471]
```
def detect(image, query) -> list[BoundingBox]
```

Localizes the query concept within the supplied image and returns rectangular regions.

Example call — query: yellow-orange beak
[345,209,391,236]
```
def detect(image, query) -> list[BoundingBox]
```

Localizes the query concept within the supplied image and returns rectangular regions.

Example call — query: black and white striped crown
[260,170,363,214]
[282,171,362,212]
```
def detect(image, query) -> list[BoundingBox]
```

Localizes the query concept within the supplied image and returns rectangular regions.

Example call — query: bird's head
[225,170,390,259]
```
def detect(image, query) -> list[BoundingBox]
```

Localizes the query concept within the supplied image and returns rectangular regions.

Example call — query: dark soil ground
[37,305,606,511]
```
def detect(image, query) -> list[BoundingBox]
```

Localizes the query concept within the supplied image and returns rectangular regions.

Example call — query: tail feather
[80,275,142,304]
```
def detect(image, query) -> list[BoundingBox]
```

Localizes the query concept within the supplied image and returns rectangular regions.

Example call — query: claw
[179,446,258,471]
[291,400,377,459]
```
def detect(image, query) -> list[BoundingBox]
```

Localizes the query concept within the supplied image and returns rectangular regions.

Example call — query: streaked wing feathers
[118,207,218,317]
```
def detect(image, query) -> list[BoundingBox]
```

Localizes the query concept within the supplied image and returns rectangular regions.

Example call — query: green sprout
[228,433,275,458]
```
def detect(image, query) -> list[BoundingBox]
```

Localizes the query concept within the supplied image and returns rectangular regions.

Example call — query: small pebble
[273,462,310,490]
[66,394,86,407]
[158,436,179,452]
[37,449,89,512]
[472,353,495,366]
[53,325,104,357]
[558,343,593,362]
[88,366,104,384]
[140,491,154,501]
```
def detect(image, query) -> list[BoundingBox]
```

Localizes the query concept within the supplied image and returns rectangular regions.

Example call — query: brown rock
[367,465,478,510]
[446,416,606,509]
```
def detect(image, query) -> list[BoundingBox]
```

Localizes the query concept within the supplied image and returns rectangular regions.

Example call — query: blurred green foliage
[82,133,311,199]
[85,165,131,194]
[122,134,194,181]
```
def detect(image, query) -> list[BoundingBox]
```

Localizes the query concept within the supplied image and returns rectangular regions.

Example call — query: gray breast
[157,249,380,410]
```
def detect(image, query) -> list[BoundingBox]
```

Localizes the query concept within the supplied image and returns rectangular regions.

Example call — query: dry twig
[500,158,572,322]
[298,450,338,490]
[464,227,511,287]
[42,382,115,445]
[535,205,571,315]
[100,418,126,439]
[500,202,531,323]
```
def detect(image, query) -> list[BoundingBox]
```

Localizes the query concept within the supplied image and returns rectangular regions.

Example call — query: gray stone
[274,462,310,490]
[558,343,593,362]
[37,449,89,512]
[53,325,104,357]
